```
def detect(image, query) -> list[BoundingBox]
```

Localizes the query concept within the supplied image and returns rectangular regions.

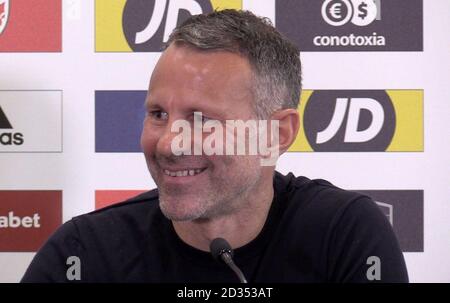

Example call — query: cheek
[231,156,261,176]
[140,124,158,155]
[209,155,258,172]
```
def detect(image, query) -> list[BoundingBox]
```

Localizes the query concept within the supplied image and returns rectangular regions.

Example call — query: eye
[193,112,211,124]
[148,110,169,121]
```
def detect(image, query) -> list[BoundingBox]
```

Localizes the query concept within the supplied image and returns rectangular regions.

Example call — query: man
[22,10,408,283]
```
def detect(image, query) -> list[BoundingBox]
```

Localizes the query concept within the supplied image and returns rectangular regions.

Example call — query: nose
[157,119,193,157]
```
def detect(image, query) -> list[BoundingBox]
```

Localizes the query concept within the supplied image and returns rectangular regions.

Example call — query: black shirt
[21,171,408,283]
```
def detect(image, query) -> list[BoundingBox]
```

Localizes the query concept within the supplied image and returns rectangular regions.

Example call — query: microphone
[210,237,248,283]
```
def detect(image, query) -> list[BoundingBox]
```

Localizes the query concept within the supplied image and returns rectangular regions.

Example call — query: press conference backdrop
[0,0,449,282]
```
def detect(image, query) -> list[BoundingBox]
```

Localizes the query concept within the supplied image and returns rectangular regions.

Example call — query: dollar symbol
[358,2,368,19]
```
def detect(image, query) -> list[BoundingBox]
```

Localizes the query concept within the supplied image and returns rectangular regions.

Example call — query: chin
[159,196,207,221]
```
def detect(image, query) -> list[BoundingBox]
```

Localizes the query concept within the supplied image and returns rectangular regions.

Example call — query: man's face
[141,44,267,221]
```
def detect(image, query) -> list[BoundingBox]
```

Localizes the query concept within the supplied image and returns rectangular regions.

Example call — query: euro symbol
[329,3,343,19]
[322,0,353,26]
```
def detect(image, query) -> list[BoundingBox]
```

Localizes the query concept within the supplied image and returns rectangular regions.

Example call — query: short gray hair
[165,9,302,118]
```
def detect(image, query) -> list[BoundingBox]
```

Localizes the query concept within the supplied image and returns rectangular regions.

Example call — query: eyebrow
[143,92,231,120]
[144,95,159,109]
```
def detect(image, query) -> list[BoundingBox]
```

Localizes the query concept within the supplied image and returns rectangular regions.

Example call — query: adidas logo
[0,106,24,145]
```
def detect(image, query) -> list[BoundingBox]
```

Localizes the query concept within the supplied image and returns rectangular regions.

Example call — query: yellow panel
[210,0,243,10]
[386,90,424,151]
[289,90,313,152]
[95,0,131,52]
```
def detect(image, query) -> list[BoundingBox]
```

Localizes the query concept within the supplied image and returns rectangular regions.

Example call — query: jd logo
[0,0,9,35]
[123,0,215,52]
[303,90,395,151]
[0,106,24,146]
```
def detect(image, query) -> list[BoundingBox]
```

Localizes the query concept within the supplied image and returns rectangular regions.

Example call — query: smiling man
[22,10,408,283]
[141,43,289,250]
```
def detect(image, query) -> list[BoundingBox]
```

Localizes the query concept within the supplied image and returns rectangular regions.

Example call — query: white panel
[0,91,62,152]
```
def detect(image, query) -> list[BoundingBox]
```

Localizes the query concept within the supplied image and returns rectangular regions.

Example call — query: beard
[148,154,263,221]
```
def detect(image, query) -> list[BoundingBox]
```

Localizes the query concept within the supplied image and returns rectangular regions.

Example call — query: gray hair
[165,9,302,118]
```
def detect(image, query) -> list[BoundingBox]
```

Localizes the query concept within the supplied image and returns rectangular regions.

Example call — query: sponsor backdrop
[0,0,449,282]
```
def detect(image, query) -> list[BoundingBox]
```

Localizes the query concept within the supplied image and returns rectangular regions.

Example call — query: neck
[172,171,275,252]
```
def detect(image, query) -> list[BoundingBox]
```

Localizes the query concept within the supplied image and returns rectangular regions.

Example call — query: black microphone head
[210,237,234,261]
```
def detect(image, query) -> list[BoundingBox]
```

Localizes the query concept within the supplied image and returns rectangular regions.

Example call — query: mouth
[162,167,207,177]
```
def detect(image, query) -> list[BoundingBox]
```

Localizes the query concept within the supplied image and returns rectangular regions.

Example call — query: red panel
[0,0,62,52]
[0,191,62,252]
[95,190,146,210]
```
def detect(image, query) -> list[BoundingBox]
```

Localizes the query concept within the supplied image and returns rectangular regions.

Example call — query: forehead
[147,44,254,115]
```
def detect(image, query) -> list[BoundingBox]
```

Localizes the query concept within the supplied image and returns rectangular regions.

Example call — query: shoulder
[273,172,407,282]
[21,189,163,282]
[70,189,163,237]
[273,171,393,244]
[274,171,374,224]
[74,189,159,221]
[36,189,163,252]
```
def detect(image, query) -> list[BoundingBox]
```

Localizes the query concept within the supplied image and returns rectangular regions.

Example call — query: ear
[270,108,300,155]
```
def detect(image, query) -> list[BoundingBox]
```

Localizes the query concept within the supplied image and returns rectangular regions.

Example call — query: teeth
[163,168,204,177]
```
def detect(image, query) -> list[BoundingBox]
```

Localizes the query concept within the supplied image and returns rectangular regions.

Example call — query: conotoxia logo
[321,0,380,27]
[289,90,423,152]
[95,0,242,52]
[275,0,423,51]
[0,91,62,152]
[0,191,62,252]
[0,0,61,52]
